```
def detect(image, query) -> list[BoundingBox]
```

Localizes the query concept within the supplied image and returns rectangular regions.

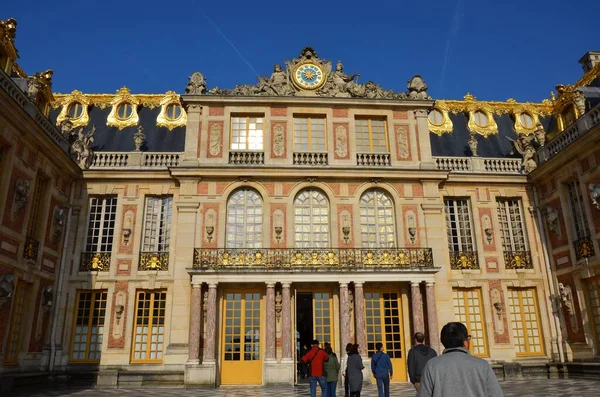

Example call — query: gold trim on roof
[0,18,18,63]
[106,87,140,130]
[573,61,600,88]
[55,90,91,128]
[156,91,187,130]
[427,106,453,136]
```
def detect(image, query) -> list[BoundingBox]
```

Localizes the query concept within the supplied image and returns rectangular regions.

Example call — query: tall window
[226,189,263,248]
[452,288,488,357]
[355,118,388,152]
[445,198,475,253]
[85,197,117,253]
[142,196,173,253]
[231,116,264,150]
[27,173,49,238]
[294,189,329,248]
[567,180,590,240]
[5,281,28,365]
[360,190,395,248]
[131,290,167,363]
[71,290,107,362]
[507,288,544,355]
[496,199,528,252]
[294,116,326,151]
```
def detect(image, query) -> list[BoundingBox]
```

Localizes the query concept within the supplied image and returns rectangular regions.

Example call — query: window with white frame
[567,180,590,240]
[294,189,329,248]
[85,197,117,253]
[142,196,173,253]
[231,116,264,151]
[226,189,263,248]
[496,198,528,252]
[444,198,475,253]
[360,189,396,248]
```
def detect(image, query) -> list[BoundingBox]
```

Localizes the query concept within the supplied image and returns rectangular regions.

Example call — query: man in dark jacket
[407,332,437,391]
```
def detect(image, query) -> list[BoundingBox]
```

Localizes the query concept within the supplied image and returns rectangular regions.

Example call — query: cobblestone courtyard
[8,379,600,397]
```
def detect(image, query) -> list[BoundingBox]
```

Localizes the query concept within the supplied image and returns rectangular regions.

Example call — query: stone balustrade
[433,156,523,174]
[356,153,391,166]
[229,150,265,165]
[90,152,182,169]
[293,152,328,166]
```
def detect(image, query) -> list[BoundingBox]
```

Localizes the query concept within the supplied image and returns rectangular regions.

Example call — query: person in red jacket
[301,339,329,397]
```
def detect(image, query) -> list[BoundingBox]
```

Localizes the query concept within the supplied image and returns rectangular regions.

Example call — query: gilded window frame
[107,87,140,130]
[55,90,91,128]
[156,91,187,130]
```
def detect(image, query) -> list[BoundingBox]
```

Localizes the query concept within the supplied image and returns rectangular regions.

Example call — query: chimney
[579,51,600,74]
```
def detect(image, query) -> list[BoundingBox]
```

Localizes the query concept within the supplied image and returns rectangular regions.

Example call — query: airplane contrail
[440,0,465,95]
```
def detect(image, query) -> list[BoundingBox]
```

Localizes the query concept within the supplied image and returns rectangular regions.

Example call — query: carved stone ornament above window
[107,87,140,130]
[55,90,91,128]
[156,91,187,130]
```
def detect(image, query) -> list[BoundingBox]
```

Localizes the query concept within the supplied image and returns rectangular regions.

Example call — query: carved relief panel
[333,123,349,160]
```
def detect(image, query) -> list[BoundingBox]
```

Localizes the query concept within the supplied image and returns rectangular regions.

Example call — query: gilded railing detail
[503,250,533,269]
[450,251,479,270]
[193,248,433,270]
[79,252,111,272]
[139,251,169,271]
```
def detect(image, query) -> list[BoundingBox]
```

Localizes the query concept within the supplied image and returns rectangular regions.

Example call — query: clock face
[294,62,326,90]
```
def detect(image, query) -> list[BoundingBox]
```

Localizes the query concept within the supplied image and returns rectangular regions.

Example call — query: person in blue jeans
[301,339,329,397]
[371,342,393,397]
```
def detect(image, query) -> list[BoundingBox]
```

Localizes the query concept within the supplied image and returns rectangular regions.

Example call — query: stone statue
[0,274,15,308]
[12,179,30,220]
[71,124,96,169]
[590,184,600,210]
[468,133,478,156]
[545,207,559,235]
[27,73,43,101]
[330,61,360,97]
[59,116,74,139]
[52,206,66,243]
[534,122,546,147]
[209,124,221,156]
[407,75,431,100]
[261,64,292,96]
[573,88,586,116]
[185,72,207,95]
[133,125,145,151]
[508,134,537,173]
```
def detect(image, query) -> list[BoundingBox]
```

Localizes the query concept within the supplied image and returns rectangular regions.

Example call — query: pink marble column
[339,283,351,352]
[281,283,292,360]
[426,282,440,353]
[188,283,202,363]
[354,282,367,351]
[411,281,425,334]
[203,283,218,363]
[265,283,276,361]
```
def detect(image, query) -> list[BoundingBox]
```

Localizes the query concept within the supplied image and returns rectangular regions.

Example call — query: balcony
[79,252,111,272]
[293,152,328,166]
[139,251,169,271]
[356,153,391,166]
[574,236,595,261]
[23,236,40,261]
[229,151,265,165]
[193,247,433,271]
[433,156,522,174]
[449,250,479,270]
[91,152,181,169]
[503,250,533,269]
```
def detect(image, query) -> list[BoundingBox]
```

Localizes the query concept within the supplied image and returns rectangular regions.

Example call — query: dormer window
[473,110,488,127]
[68,102,84,119]
[519,113,534,129]
[428,109,444,125]
[165,104,182,121]
[116,103,134,120]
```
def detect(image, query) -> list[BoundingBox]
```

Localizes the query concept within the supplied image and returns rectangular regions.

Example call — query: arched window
[360,190,396,248]
[226,189,263,248]
[294,189,329,248]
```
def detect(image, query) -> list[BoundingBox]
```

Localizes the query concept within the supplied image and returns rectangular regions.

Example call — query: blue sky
[5,0,599,102]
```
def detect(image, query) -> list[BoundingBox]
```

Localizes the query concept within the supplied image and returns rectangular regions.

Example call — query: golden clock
[294,62,326,90]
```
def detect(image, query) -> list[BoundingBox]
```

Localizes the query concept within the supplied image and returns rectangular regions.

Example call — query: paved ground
[8,379,600,397]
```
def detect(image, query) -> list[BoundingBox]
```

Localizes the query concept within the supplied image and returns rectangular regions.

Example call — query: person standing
[407,332,437,391]
[371,342,393,397]
[301,339,329,397]
[418,322,504,397]
[346,343,364,397]
[324,346,341,397]
[341,342,353,397]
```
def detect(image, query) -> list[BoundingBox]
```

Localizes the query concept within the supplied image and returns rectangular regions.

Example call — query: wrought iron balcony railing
[449,250,479,270]
[23,236,40,261]
[139,251,169,271]
[503,250,533,270]
[193,248,433,270]
[79,251,111,272]
[574,236,595,261]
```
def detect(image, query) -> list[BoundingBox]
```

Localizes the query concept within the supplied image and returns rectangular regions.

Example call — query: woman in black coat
[346,344,364,397]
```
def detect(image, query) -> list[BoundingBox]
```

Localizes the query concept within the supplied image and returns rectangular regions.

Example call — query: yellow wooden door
[221,291,263,385]
[364,291,406,381]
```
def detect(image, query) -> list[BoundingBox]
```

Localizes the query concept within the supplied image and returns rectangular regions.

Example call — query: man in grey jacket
[418,322,503,397]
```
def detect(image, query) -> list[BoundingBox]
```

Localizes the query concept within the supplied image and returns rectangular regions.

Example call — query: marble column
[187,283,202,363]
[339,283,351,352]
[354,282,367,351]
[281,283,293,360]
[203,283,218,363]
[411,281,425,334]
[265,283,276,361]
[426,282,440,353]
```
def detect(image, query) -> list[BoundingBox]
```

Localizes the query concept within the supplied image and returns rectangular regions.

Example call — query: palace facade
[1,18,600,388]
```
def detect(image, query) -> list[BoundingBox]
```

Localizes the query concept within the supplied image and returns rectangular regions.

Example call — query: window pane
[360,190,395,248]
[226,189,263,248]
[294,190,329,247]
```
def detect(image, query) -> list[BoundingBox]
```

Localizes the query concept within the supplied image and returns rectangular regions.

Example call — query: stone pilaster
[266,283,276,361]
[203,283,218,363]
[339,282,350,352]
[188,283,202,363]
[425,282,440,353]
[411,281,425,334]
[354,282,367,351]
[281,283,292,360]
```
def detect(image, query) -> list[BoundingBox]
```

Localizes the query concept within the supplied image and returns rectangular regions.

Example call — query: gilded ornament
[427,106,453,136]
[156,91,187,130]
[56,90,91,128]
[107,87,140,130]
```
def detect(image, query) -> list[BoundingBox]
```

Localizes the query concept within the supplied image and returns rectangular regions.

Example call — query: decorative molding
[55,90,91,128]
[106,87,140,130]
[156,91,187,130]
